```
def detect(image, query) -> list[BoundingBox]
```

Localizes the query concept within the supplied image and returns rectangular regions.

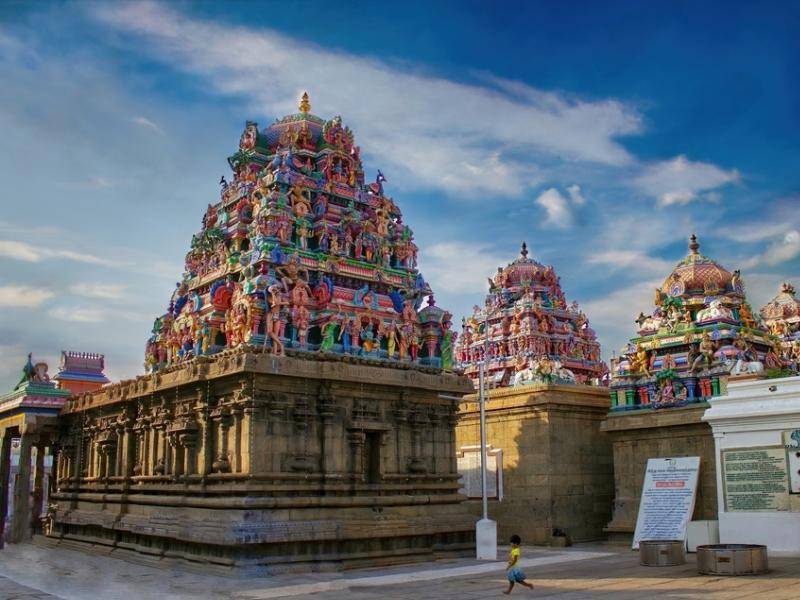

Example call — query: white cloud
[48,305,147,323]
[761,230,800,266]
[586,250,671,276]
[419,241,510,295]
[742,230,800,268]
[582,279,661,356]
[131,115,164,134]
[48,306,104,323]
[86,1,643,197]
[721,221,794,243]
[0,239,117,266]
[60,177,115,190]
[0,285,54,307]
[69,283,127,300]
[566,184,585,205]
[633,155,740,206]
[535,188,573,228]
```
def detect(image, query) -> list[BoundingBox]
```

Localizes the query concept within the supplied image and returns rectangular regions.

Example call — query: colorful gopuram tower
[609,234,776,410]
[760,282,800,369]
[144,92,454,372]
[456,242,606,387]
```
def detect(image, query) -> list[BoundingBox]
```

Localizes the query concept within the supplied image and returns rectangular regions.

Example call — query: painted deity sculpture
[759,282,800,371]
[144,93,454,371]
[455,242,606,389]
[610,234,777,411]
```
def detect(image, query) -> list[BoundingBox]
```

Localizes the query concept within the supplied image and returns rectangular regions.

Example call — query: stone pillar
[31,444,46,533]
[9,433,33,543]
[232,409,243,473]
[348,431,365,480]
[0,431,12,547]
[319,399,339,475]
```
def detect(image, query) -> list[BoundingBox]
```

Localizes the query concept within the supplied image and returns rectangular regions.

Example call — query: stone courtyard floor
[0,540,799,600]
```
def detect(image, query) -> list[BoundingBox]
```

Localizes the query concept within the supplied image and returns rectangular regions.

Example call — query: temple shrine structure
[602,234,779,542]
[456,242,605,387]
[455,245,613,545]
[45,94,475,571]
[0,352,107,546]
[760,282,800,369]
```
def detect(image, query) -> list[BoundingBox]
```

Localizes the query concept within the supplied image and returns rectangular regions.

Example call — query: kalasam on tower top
[47,93,475,571]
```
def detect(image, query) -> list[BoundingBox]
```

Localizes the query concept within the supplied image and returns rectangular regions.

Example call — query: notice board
[632,456,701,550]
[722,446,790,511]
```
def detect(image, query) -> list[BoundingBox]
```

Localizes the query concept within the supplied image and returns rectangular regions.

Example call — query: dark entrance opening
[364,432,381,484]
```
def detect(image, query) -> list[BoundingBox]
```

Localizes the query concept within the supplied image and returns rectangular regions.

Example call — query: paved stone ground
[0,541,798,600]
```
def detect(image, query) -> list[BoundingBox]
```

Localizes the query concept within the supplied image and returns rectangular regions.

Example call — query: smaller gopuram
[47,94,475,571]
[760,282,800,371]
[602,234,777,542]
[53,351,109,395]
[456,242,606,387]
[455,244,612,545]
[0,355,70,545]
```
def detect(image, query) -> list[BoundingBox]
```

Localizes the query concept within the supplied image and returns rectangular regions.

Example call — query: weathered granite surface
[49,347,476,572]
[601,404,717,542]
[455,384,613,545]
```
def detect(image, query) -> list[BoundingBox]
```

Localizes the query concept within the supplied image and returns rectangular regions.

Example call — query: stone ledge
[600,404,709,433]
[64,349,473,414]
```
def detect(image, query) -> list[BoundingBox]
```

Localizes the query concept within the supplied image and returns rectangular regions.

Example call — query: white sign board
[457,446,502,500]
[632,457,700,550]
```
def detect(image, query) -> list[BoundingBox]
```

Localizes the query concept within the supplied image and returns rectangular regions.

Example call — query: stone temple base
[48,349,475,572]
[455,384,613,546]
[600,404,718,544]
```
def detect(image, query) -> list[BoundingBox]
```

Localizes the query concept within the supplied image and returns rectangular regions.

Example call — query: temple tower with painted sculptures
[47,94,475,571]
[143,92,452,370]
[760,282,800,371]
[456,241,606,387]
[454,243,613,546]
[602,234,778,542]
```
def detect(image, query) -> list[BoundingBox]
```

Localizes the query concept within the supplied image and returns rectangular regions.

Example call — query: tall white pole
[475,303,496,560]
[479,361,488,521]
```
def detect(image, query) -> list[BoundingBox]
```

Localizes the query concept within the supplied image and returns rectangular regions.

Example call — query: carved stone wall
[49,348,475,572]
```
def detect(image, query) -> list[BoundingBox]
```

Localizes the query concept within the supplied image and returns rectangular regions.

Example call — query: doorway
[364,432,381,484]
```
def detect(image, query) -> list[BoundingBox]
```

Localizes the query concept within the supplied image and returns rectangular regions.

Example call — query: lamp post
[475,301,497,560]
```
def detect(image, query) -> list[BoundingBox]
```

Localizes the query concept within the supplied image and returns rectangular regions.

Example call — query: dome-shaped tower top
[660,234,735,298]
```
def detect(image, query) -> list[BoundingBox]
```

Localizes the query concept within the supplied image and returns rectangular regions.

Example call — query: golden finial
[299,91,311,113]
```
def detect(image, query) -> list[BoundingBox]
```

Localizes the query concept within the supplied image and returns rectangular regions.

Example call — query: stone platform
[601,404,718,543]
[455,383,613,545]
[48,348,475,572]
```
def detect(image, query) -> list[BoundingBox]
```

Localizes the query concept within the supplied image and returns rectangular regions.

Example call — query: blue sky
[0,1,798,389]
